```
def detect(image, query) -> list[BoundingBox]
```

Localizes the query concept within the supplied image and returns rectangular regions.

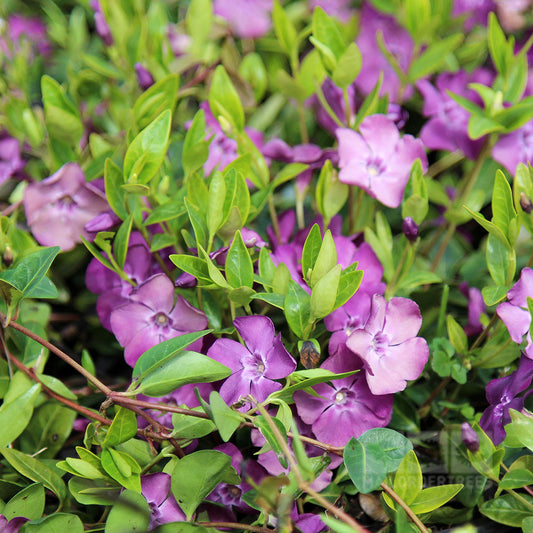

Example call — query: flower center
[154,312,169,327]
[58,194,76,207]
[257,361,265,374]
[366,156,386,177]
[371,332,389,356]
[335,391,346,403]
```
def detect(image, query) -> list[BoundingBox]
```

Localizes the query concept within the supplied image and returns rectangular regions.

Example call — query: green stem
[349,188,365,234]
[470,312,498,351]
[506,488,533,513]
[427,151,464,178]
[297,102,309,144]
[385,243,411,298]
[268,195,282,242]
[343,87,352,128]
[314,80,344,129]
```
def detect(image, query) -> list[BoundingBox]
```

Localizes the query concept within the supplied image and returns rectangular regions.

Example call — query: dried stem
[381,482,430,533]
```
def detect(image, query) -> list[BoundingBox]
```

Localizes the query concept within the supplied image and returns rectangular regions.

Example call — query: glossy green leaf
[410,484,463,514]
[183,110,208,178]
[480,493,533,527]
[0,448,67,504]
[254,415,288,469]
[104,489,150,533]
[273,0,297,56]
[133,74,179,129]
[124,110,171,184]
[100,448,141,492]
[301,224,322,284]
[153,523,218,533]
[310,230,337,287]
[344,429,413,493]
[486,233,515,287]
[446,315,468,354]
[499,468,533,489]
[284,280,312,339]
[208,66,244,131]
[172,411,216,440]
[0,384,41,447]
[171,450,240,520]
[393,450,422,505]
[209,392,244,442]
[133,330,212,379]
[310,265,341,320]
[68,477,120,506]
[225,231,254,289]
[24,513,84,533]
[113,214,133,270]
[104,159,127,219]
[103,407,138,447]
[334,265,363,310]
[170,254,212,285]
[331,42,362,89]
[134,350,231,397]
[3,483,44,520]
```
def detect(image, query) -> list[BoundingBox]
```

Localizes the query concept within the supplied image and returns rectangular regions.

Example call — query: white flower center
[335,391,345,403]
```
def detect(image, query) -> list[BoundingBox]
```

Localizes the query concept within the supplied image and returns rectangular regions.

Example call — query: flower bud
[461,422,479,452]
[134,63,154,90]
[520,192,533,214]
[402,217,419,243]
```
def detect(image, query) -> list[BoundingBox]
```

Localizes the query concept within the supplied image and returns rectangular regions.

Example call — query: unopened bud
[2,246,13,267]
[520,192,533,214]
[402,217,419,243]
[461,422,479,452]
[134,63,154,90]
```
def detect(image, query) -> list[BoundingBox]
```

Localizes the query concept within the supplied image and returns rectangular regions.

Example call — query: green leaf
[486,233,515,287]
[134,350,231,397]
[170,254,212,285]
[331,42,362,89]
[25,513,84,533]
[0,448,67,504]
[465,208,510,249]
[310,265,341,319]
[0,384,41,447]
[488,12,509,76]
[113,214,133,270]
[254,415,288,469]
[505,409,533,452]
[0,246,60,308]
[183,110,208,178]
[104,159,127,219]
[492,170,517,243]
[68,477,119,506]
[153,523,219,533]
[100,448,141,492]
[171,450,239,520]
[225,231,254,289]
[499,468,533,489]
[334,265,363,310]
[273,0,297,56]
[41,75,83,145]
[480,493,533,527]
[301,224,322,284]
[104,489,150,533]
[133,74,179,129]
[482,285,509,306]
[172,411,216,440]
[208,66,244,131]
[409,484,463,514]
[133,330,212,380]
[209,391,243,442]
[393,450,422,505]
[310,230,337,287]
[186,0,213,57]
[312,7,346,68]
[124,110,171,184]
[344,429,413,493]
[3,483,44,520]
[446,315,468,354]
[103,407,138,447]
[284,281,312,339]
[252,292,285,310]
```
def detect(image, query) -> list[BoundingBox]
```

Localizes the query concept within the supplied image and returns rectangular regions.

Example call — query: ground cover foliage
[2,0,533,531]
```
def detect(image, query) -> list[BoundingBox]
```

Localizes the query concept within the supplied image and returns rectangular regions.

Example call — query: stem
[268,195,282,243]
[430,140,492,273]
[314,80,344,129]
[418,377,451,416]
[506,488,533,512]
[385,243,411,298]
[349,188,364,234]
[470,312,498,351]
[1,313,114,396]
[426,151,464,178]
[297,102,309,144]
[198,522,271,533]
[250,398,369,533]
[380,482,430,533]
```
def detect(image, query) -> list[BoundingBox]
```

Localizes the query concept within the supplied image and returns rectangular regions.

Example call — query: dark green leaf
[284,281,312,339]
[225,231,254,289]
[24,513,84,533]
[0,384,41,447]
[103,407,138,447]
[3,483,44,520]
[480,493,533,527]
[104,489,150,533]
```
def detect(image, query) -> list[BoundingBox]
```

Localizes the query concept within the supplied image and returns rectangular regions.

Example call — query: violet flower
[141,472,185,530]
[355,4,414,102]
[337,114,427,208]
[134,63,154,90]
[207,315,296,409]
[497,268,533,358]
[492,119,533,174]
[346,294,429,395]
[417,70,493,160]
[110,273,208,367]
[402,217,419,243]
[0,15,51,58]
[452,0,495,29]
[213,0,272,39]
[0,516,28,533]
[294,350,393,447]
[479,353,533,444]
[0,135,25,186]
[309,0,353,22]
[459,282,486,336]
[461,422,480,452]
[90,0,113,46]
[205,443,265,522]
[23,163,108,251]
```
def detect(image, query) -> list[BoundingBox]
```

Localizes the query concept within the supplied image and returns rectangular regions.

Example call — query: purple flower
[213,0,272,39]
[459,282,486,336]
[461,422,480,452]
[294,350,393,447]
[205,443,265,522]
[0,516,28,533]
[168,25,191,56]
[337,114,427,208]
[0,135,25,186]
[110,273,208,367]
[23,163,108,251]
[355,4,414,102]
[141,472,185,530]
[207,315,296,409]
[497,268,533,358]
[134,63,154,90]
[479,354,533,444]
[492,120,533,174]
[90,0,113,46]
[346,295,429,395]
[402,217,419,243]
[452,0,495,29]
[0,15,51,58]
[417,70,493,160]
